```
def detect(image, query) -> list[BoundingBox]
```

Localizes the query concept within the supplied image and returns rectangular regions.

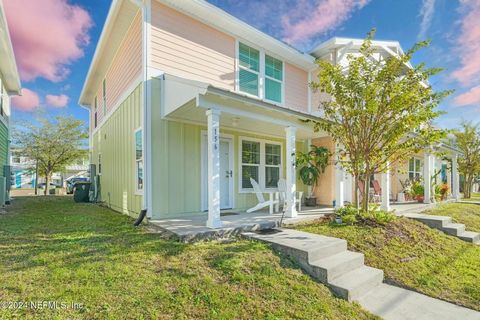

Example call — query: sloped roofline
[0,0,21,94]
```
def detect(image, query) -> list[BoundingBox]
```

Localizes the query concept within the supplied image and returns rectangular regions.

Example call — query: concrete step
[458,231,480,244]
[309,251,365,283]
[404,213,452,229]
[328,266,384,301]
[242,229,347,266]
[442,223,466,236]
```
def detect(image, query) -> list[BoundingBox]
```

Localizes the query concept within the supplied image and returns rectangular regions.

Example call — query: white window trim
[408,157,423,179]
[238,136,283,193]
[134,127,144,195]
[235,39,285,106]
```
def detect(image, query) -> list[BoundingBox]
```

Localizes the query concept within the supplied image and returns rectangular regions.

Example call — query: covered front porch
[156,74,330,228]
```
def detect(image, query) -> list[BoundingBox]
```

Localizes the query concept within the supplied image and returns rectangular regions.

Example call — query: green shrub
[336,205,358,217]
[341,214,357,225]
[360,210,397,225]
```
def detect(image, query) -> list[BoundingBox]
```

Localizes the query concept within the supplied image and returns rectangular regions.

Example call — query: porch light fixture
[232,117,240,127]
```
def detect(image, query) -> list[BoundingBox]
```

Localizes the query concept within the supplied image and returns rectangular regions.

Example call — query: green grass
[462,192,480,203]
[424,202,480,232]
[0,197,376,320]
[297,217,480,311]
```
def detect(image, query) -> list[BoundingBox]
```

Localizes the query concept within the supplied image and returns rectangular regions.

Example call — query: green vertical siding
[0,121,8,175]
[92,83,143,217]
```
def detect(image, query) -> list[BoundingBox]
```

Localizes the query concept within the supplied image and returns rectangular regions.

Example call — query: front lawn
[423,202,480,232]
[0,197,376,320]
[297,216,480,311]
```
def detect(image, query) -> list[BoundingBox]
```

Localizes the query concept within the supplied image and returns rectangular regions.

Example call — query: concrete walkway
[403,213,480,244]
[243,228,480,320]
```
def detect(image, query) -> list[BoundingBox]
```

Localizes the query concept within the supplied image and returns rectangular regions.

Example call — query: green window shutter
[265,55,282,81]
[239,43,259,72]
[239,69,259,96]
[265,78,281,102]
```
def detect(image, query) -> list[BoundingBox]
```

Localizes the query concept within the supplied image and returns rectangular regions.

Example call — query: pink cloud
[11,89,40,112]
[3,0,93,82]
[454,86,480,106]
[451,0,480,86]
[282,0,371,46]
[46,94,69,108]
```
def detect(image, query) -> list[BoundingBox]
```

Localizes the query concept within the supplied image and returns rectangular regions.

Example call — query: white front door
[219,140,231,209]
[202,135,233,210]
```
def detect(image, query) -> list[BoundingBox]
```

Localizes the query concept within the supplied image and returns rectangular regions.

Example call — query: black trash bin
[73,182,91,203]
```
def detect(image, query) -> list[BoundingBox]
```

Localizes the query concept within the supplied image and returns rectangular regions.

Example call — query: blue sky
[7,0,480,130]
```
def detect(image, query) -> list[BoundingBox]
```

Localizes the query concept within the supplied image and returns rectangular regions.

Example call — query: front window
[238,43,259,96]
[241,140,260,189]
[241,138,282,190]
[408,157,422,180]
[135,129,143,192]
[94,96,98,128]
[98,153,102,175]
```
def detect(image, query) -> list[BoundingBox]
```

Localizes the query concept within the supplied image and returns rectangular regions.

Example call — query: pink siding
[151,2,235,90]
[92,10,142,130]
[284,63,308,112]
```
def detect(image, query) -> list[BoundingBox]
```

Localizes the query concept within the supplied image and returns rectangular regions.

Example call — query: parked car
[66,177,89,194]
[37,182,59,189]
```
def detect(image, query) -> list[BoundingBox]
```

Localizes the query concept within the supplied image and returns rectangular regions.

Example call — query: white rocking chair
[246,178,279,214]
[277,178,303,212]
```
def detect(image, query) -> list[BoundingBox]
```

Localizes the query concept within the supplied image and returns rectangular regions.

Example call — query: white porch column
[334,161,345,209]
[452,153,460,200]
[206,109,222,228]
[285,126,297,218]
[381,162,390,211]
[423,152,433,204]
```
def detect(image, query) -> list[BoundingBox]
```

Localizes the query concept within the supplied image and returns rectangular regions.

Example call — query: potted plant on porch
[410,180,425,203]
[296,145,330,207]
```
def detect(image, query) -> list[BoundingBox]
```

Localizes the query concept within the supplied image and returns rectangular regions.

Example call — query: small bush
[360,210,397,225]
[341,214,357,225]
[336,205,358,217]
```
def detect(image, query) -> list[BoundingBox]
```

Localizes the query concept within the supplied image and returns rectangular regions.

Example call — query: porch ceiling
[161,74,329,140]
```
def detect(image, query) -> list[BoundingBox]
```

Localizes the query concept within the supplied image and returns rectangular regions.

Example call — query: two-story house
[79,0,461,227]
[0,2,21,204]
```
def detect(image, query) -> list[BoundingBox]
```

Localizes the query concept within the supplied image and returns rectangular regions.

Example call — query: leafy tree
[14,116,88,195]
[308,30,450,211]
[454,122,480,199]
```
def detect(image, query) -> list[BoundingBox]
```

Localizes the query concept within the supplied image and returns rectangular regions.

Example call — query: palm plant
[296,145,330,205]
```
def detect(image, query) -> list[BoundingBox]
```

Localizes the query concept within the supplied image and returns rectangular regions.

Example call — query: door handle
[226,170,232,178]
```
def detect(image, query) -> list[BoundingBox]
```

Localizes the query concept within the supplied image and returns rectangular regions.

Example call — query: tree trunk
[362,175,370,212]
[34,159,39,196]
[353,174,360,210]
[44,175,49,196]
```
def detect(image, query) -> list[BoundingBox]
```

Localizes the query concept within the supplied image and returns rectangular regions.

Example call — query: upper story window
[265,55,283,103]
[102,79,107,116]
[94,96,98,128]
[238,42,284,104]
[238,43,259,96]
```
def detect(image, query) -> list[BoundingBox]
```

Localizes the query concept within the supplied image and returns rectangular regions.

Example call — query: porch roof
[160,74,330,140]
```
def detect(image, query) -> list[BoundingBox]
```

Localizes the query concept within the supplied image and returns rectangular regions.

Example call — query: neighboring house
[0,2,21,203]
[10,151,89,188]
[79,0,461,227]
